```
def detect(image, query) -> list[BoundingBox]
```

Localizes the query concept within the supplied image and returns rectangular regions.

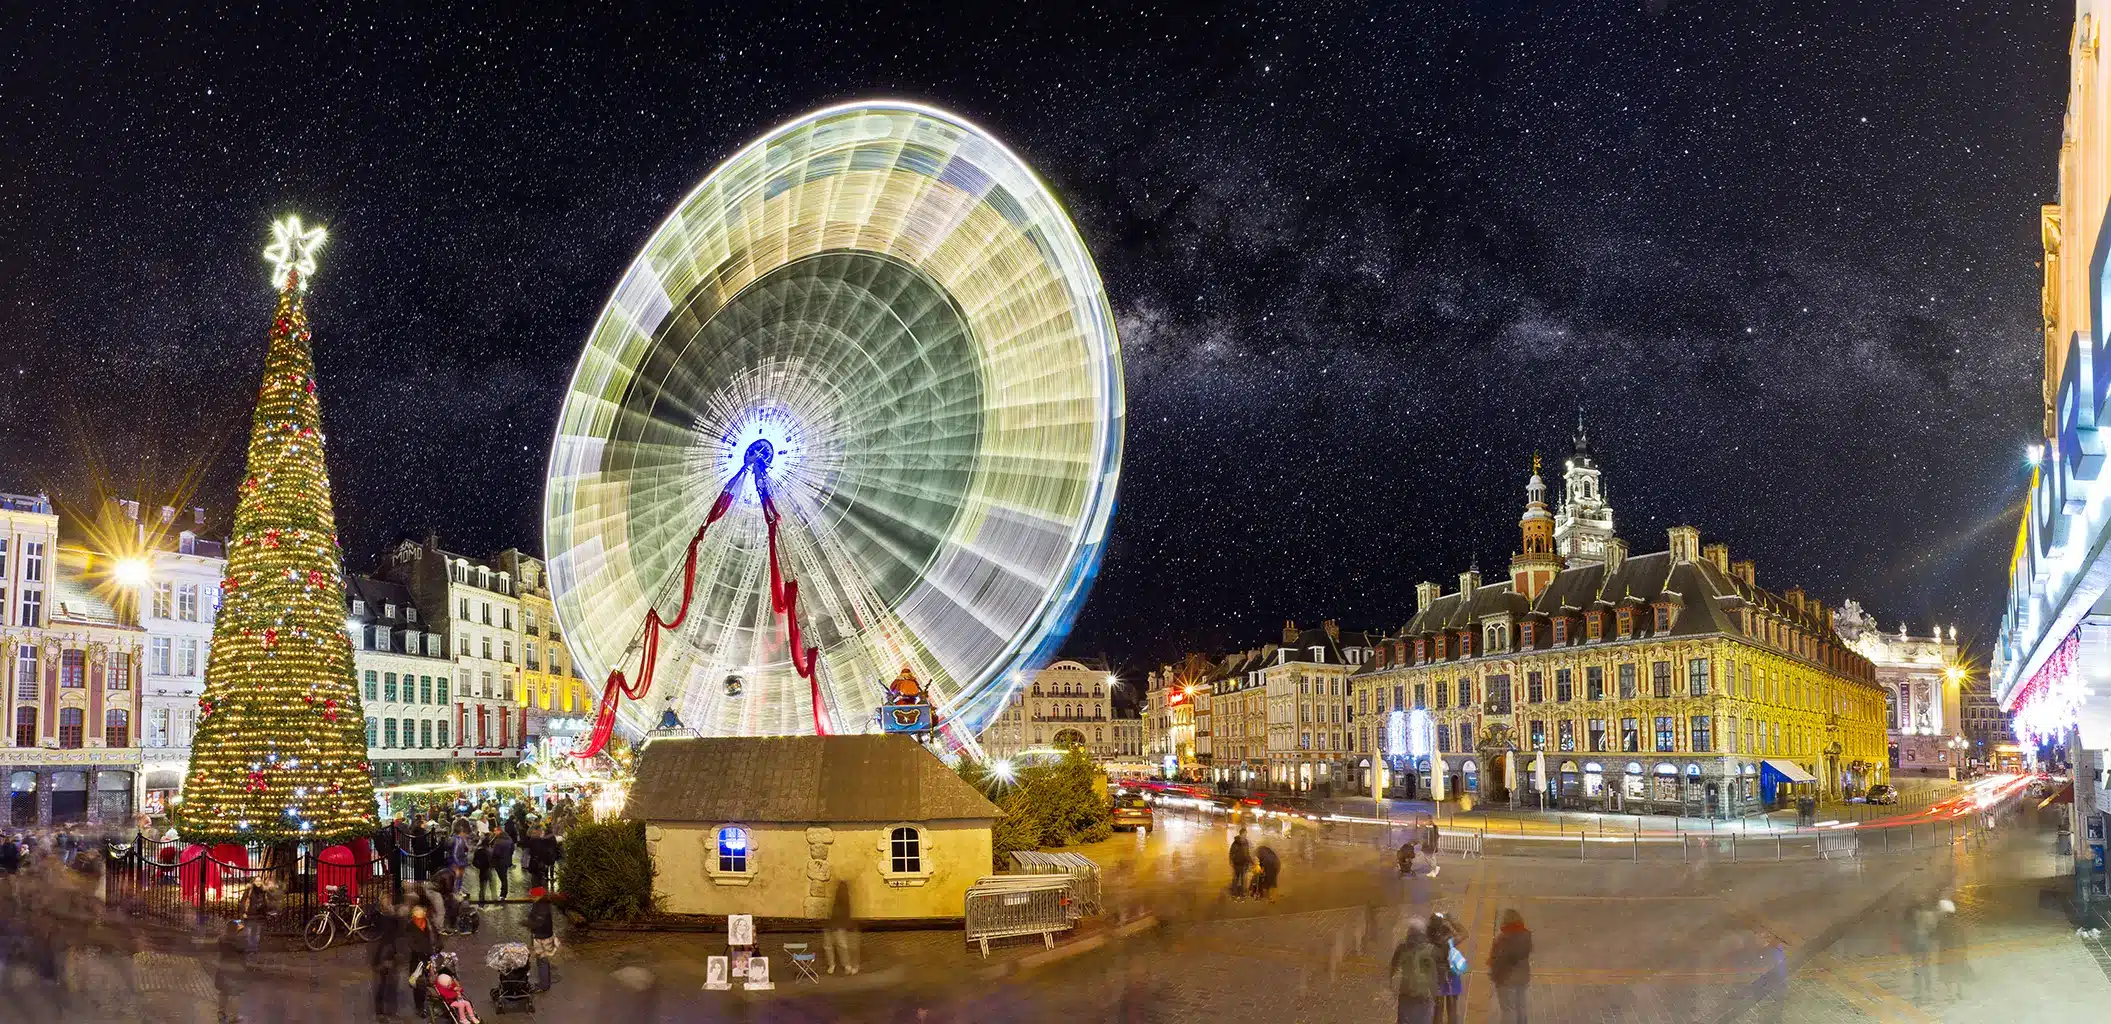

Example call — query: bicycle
[302,886,372,950]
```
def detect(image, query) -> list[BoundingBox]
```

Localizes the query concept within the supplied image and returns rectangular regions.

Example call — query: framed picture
[729,914,755,947]
[705,956,730,990]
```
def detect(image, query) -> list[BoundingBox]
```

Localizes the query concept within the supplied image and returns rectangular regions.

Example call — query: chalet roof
[627,735,1001,824]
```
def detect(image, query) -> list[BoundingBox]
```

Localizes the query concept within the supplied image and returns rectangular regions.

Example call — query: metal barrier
[964,875,1076,957]
[102,833,398,934]
[1434,830,1483,858]
[1006,850,1102,917]
[1817,833,1860,860]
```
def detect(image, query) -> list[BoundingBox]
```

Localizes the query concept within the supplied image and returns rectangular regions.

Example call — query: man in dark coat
[1489,908,1533,1023]
[490,830,516,900]
[368,897,404,1020]
[1254,845,1281,900]
[1228,830,1252,896]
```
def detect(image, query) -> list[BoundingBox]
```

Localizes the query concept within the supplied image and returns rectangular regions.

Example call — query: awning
[1760,759,1816,783]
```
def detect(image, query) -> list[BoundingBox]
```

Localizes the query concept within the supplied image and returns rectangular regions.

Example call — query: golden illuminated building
[1352,438,1888,814]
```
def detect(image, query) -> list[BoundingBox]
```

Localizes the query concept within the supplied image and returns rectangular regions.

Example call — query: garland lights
[177,217,378,843]
[2010,628,2083,747]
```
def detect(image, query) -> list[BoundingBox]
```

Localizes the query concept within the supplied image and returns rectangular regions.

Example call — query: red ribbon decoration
[572,458,831,758]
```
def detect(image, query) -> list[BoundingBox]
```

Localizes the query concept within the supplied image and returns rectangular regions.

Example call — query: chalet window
[717,826,751,874]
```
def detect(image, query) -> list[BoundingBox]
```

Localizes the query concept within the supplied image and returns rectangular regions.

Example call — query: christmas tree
[179,216,377,843]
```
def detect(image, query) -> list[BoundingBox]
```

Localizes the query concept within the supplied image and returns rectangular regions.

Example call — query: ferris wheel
[545,102,1124,754]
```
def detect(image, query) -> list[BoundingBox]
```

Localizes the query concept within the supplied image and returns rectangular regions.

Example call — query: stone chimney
[1283,619,1301,645]
[1459,568,1482,594]
[1603,537,1628,577]
[1702,542,1730,575]
[1416,581,1442,612]
[1784,587,1806,616]
[1322,619,1340,642]
[1731,559,1756,586]
[1668,525,1701,563]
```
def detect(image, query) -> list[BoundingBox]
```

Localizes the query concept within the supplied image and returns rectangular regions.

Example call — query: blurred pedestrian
[402,905,442,1018]
[473,835,495,903]
[0,833,18,875]
[823,881,860,975]
[527,886,559,992]
[369,895,404,1021]
[1429,912,1466,1024]
[1489,908,1532,1024]
[490,830,515,901]
[1936,890,1970,1000]
[1904,897,1939,1003]
[1254,844,1280,901]
[1397,840,1416,877]
[213,916,248,1023]
[1228,830,1251,897]
[1389,918,1438,1024]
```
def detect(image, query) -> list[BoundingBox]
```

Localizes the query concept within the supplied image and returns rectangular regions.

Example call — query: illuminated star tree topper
[263,215,328,291]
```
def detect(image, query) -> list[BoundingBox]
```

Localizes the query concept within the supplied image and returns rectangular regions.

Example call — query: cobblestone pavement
[10,806,2102,1022]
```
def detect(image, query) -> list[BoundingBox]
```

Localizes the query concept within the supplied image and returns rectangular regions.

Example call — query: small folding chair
[783,941,820,983]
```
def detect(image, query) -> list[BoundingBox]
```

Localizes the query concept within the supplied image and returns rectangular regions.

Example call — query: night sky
[0,2,2069,679]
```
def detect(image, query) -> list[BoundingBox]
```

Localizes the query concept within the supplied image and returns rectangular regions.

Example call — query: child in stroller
[485,942,536,1014]
[419,952,480,1024]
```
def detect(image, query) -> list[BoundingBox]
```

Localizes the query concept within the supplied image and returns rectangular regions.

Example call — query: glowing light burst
[546,102,1124,743]
[263,215,327,290]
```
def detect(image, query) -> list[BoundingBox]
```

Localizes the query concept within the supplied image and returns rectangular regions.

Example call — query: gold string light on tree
[177,216,378,843]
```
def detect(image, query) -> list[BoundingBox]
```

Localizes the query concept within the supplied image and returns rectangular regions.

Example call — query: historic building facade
[132,504,226,817]
[380,537,529,771]
[978,658,1118,761]
[347,575,456,782]
[1834,603,1967,779]
[486,549,589,759]
[0,493,149,828]
[1352,444,1888,816]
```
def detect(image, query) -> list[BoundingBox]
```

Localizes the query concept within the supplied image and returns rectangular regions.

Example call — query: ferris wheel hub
[743,438,775,475]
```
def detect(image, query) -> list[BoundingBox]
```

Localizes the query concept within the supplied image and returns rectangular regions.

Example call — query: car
[1864,784,1898,805]
[1110,794,1153,831]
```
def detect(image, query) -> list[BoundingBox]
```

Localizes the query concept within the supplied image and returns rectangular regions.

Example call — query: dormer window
[1587,613,1603,641]
[1521,622,1536,648]
[1552,618,1568,645]
[406,607,418,624]
[351,599,366,616]
[1459,632,1474,658]
[1415,639,1427,663]
[1485,625,1504,652]
[1310,645,1326,663]
[1435,637,1447,659]
[1616,608,1633,638]
[383,602,396,620]
[1654,605,1672,633]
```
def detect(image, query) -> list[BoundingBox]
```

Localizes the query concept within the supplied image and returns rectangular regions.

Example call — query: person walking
[1935,890,1970,1000]
[369,896,405,1021]
[490,830,515,901]
[0,833,18,875]
[1228,829,1252,898]
[526,886,560,992]
[473,835,495,903]
[449,821,473,898]
[1904,897,1939,1003]
[214,916,249,1023]
[1254,843,1281,901]
[1397,840,1417,877]
[823,880,860,975]
[1389,918,1439,1024]
[1489,908,1533,1024]
[1429,912,1466,1024]
[402,905,443,1019]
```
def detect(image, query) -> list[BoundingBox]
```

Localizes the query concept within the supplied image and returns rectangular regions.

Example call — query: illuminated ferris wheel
[545,102,1124,753]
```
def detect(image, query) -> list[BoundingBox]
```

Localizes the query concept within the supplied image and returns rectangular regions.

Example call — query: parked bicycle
[302,885,371,950]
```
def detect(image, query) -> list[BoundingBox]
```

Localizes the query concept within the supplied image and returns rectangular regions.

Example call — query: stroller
[485,942,536,1014]
[417,951,479,1024]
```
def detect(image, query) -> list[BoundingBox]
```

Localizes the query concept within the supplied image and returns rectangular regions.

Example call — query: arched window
[104,709,129,748]
[716,826,750,874]
[58,707,84,749]
[889,825,923,874]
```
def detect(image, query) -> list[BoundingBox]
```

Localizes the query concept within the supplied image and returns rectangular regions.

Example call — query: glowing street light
[112,557,150,587]
[2027,443,2044,468]
[992,759,1016,783]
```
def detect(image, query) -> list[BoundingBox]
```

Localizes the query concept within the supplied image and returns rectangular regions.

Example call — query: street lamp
[113,557,150,587]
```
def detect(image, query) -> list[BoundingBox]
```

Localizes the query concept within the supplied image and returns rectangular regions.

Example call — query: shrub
[558,818,654,922]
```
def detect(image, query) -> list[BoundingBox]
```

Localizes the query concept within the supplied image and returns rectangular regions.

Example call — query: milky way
[0,2,2066,684]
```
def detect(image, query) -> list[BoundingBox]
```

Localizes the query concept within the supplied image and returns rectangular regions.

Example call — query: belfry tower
[1554,415,1616,564]
[1510,453,1564,600]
